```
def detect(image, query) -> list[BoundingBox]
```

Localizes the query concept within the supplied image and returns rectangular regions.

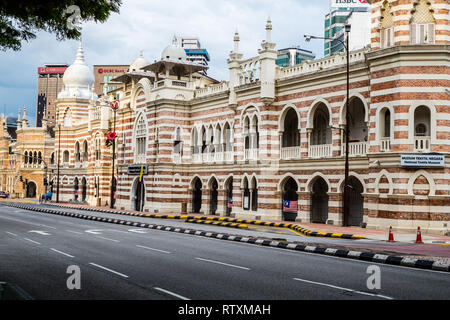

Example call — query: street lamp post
[56,123,61,203]
[109,100,119,209]
[304,24,352,227]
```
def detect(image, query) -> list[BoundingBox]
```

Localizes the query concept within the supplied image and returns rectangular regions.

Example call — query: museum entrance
[311,177,328,224]
[192,178,202,213]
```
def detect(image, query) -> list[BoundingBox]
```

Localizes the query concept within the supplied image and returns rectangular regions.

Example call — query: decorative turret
[22,106,28,128]
[17,109,21,130]
[258,17,277,105]
[228,29,244,106]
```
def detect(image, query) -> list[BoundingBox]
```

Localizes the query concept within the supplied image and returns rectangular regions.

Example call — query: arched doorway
[74,178,79,201]
[282,177,298,221]
[209,178,218,215]
[132,178,145,212]
[26,181,37,198]
[192,177,202,213]
[311,177,328,224]
[225,178,233,216]
[251,177,258,211]
[348,177,364,227]
[81,177,87,202]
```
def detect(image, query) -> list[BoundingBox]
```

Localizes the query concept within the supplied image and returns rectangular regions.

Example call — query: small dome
[130,51,149,71]
[161,44,187,61]
[58,43,95,100]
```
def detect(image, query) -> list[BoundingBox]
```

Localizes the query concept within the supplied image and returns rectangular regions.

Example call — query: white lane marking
[85,229,103,235]
[5,231,18,236]
[153,287,190,300]
[28,230,51,236]
[293,277,394,300]
[89,263,129,278]
[50,248,74,258]
[129,229,148,234]
[23,238,41,245]
[96,236,120,243]
[39,224,56,230]
[194,257,250,271]
[66,230,83,235]
[136,245,171,254]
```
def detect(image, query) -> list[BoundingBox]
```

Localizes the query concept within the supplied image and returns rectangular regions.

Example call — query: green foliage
[0,0,122,51]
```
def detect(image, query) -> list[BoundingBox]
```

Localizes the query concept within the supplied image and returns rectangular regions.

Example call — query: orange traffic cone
[416,226,424,244]
[388,226,394,242]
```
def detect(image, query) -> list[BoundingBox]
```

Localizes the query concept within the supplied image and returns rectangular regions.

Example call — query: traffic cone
[415,226,423,244]
[388,226,394,242]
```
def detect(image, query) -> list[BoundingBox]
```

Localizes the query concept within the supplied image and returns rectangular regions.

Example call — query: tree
[0,0,122,51]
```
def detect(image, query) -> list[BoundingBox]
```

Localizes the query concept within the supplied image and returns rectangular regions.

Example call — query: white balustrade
[281,146,301,160]
[195,82,229,98]
[380,138,391,152]
[225,151,234,162]
[193,153,202,164]
[244,148,259,161]
[341,141,368,156]
[136,154,146,164]
[173,153,181,164]
[415,137,431,152]
[278,47,367,81]
[309,144,332,158]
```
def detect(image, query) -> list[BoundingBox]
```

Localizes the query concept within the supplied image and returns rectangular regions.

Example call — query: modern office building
[93,64,129,96]
[324,7,370,56]
[173,36,210,73]
[276,47,316,68]
[36,64,68,129]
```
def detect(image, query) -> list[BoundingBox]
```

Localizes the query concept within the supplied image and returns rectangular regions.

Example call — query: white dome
[130,51,149,71]
[161,44,187,61]
[58,43,95,100]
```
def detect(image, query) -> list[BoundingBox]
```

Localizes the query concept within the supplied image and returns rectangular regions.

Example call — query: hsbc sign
[330,0,369,8]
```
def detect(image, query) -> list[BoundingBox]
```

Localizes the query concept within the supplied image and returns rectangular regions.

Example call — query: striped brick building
[53,0,449,235]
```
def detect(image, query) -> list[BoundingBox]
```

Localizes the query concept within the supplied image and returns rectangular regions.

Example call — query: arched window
[95,134,101,161]
[414,106,431,137]
[410,0,435,45]
[135,114,147,163]
[82,140,88,162]
[75,141,80,162]
[174,127,182,154]
[24,151,28,164]
[380,0,394,48]
[50,152,55,165]
[223,123,233,152]
[251,177,258,212]
[38,151,42,164]
[192,127,199,154]
[383,109,391,138]
[33,151,37,164]
[311,105,331,145]
[63,150,69,163]
[282,108,300,147]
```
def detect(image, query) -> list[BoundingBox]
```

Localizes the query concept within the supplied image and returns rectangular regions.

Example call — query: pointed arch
[408,170,436,196]
[277,173,299,192]
[307,98,332,129]
[279,104,301,132]
[339,92,370,125]
[306,172,331,192]
[374,169,394,195]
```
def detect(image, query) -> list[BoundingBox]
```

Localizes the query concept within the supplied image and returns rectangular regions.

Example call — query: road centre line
[293,277,393,300]
[5,231,18,236]
[136,245,171,254]
[89,263,129,278]
[195,257,250,271]
[23,238,41,245]
[153,287,190,300]
[50,248,74,258]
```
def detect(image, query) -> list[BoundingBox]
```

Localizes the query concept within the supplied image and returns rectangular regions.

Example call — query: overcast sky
[0,0,330,125]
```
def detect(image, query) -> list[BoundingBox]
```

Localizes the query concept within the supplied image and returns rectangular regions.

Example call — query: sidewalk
[37,201,450,245]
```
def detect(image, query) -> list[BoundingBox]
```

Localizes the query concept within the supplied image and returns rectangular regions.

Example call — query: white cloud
[0,0,329,120]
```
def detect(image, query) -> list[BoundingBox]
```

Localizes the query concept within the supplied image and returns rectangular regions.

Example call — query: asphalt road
[0,204,449,300]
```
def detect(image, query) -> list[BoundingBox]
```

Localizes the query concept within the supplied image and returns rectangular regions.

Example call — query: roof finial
[233,29,240,53]
[266,17,272,43]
